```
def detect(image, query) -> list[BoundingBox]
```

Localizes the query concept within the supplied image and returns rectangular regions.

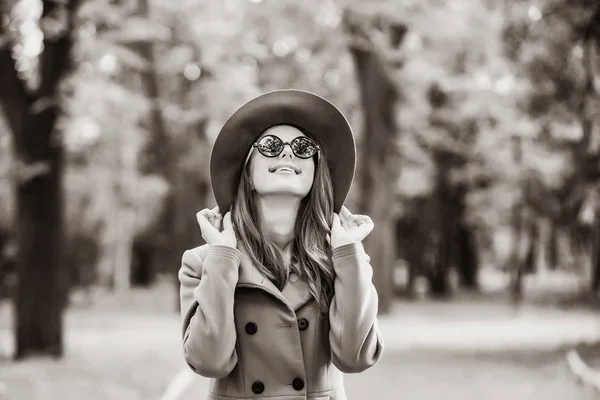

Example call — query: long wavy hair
[231,140,335,316]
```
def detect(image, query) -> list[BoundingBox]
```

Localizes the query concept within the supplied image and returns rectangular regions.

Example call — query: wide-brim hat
[209,89,356,214]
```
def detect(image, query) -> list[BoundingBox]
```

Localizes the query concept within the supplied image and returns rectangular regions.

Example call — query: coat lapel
[281,273,313,311]
[236,243,313,311]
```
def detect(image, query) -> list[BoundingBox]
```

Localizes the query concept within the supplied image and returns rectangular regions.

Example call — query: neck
[256,195,301,250]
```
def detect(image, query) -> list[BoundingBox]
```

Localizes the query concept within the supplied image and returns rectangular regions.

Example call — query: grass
[0,276,599,400]
[0,281,184,400]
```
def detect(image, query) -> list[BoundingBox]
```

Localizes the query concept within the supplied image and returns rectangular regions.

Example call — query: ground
[0,276,598,400]
[182,349,599,400]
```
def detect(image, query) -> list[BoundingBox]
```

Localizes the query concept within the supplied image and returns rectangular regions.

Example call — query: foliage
[1,0,599,288]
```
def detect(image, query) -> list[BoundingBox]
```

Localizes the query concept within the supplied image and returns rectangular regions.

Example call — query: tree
[343,8,406,313]
[0,0,82,359]
[422,83,482,296]
[368,0,513,296]
[500,0,600,297]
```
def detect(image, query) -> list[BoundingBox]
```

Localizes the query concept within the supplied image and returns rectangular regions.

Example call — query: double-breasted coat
[178,240,384,400]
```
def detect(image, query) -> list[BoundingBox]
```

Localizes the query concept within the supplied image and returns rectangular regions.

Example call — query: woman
[179,89,383,400]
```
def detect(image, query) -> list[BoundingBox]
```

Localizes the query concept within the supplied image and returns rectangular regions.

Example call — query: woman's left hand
[330,206,374,248]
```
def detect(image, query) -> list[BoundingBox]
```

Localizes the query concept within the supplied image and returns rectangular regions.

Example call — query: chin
[256,185,311,199]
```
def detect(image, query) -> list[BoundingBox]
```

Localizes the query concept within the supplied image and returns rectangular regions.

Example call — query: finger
[352,214,369,227]
[360,215,373,226]
[355,221,374,240]
[338,211,348,228]
[331,213,342,230]
[222,212,233,230]
[342,213,358,228]
[340,206,352,219]
[212,206,220,215]
[197,214,216,241]
[343,207,360,227]
[351,214,362,227]
[197,209,211,225]
[207,212,215,226]
[197,216,209,238]
[197,208,211,219]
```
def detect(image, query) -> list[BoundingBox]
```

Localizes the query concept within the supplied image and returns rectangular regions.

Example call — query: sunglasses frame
[252,134,320,159]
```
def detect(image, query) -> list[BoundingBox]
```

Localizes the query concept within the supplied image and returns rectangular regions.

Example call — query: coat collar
[236,242,313,312]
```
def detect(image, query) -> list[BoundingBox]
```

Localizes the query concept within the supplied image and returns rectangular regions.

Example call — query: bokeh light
[528,5,542,22]
[99,53,118,75]
[183,63,202,81]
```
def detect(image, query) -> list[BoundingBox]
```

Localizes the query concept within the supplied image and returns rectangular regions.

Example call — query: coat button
[298,318,309,331]
[251,381,265,394]
[292,377,304,391]
[245,322,258,335]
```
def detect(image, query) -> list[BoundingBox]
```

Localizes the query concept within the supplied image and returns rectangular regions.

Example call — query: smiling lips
[269,163,301,174]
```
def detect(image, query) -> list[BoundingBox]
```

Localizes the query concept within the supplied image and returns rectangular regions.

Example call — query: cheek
[249,157,268,184]
[302,161,316,186]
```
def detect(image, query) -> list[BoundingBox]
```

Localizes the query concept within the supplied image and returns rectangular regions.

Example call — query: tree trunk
[363,175,396,312]
[96,0,173,291]
[455,222,479,290]
[585,6,600,295]
[169,66,210,310]
[591,213,600,294]
[345,11,404,315]
[111,132,139,291]
[96,195,118,288]
[547,221,559,270]
[94,70,140,291]
[135,0,176,284]
[395,215,421,297]
[13,112,67,358]
[535,218,550,276]
[173,154,209,311]
[451,183,479,290]
[523,220,539,275]
[424,82,480,295]
[428,160,453,298]
[509,136,525,303]
[0,0,81,359]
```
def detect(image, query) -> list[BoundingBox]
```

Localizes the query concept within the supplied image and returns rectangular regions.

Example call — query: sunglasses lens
[292,137,318,158]
[256,135,283,157]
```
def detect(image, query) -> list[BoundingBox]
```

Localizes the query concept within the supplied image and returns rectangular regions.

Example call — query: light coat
[178,241,384,400]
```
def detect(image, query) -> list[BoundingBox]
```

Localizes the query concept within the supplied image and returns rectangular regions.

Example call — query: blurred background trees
[0,0,599,358]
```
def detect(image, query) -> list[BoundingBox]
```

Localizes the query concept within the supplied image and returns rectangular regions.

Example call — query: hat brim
[210,89,356,214]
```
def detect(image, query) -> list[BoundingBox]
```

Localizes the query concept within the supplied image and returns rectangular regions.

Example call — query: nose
[279,144,295,160]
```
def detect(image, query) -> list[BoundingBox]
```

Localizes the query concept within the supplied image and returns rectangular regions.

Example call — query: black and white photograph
[1,0,600,399]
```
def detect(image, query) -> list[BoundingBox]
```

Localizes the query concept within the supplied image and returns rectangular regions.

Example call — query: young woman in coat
[179,89,384,400]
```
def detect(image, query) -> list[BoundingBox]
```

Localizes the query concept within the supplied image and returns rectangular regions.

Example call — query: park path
[178,300,600,400]
[152,297,600,400]
[182,348,599,400]
[2,291,600,400]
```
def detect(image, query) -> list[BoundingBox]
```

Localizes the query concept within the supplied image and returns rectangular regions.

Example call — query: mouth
[269,164,301,175]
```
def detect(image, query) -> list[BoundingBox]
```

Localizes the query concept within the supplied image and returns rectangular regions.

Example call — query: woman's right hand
[196,207,238,248]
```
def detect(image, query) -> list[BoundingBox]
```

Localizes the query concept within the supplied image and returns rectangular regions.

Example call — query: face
[249,125,317,200]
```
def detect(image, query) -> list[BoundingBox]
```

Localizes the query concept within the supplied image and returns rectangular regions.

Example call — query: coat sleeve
[178,244,242,378]
[328,242,384,373]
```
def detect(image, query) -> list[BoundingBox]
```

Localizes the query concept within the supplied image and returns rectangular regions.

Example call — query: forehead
[259,125,306,141]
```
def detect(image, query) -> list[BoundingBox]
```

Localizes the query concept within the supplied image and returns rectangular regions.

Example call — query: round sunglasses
[252,134,320,159]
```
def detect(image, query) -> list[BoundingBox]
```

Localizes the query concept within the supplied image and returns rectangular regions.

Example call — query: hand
[330,206,374,248]
[196,207,237,248]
